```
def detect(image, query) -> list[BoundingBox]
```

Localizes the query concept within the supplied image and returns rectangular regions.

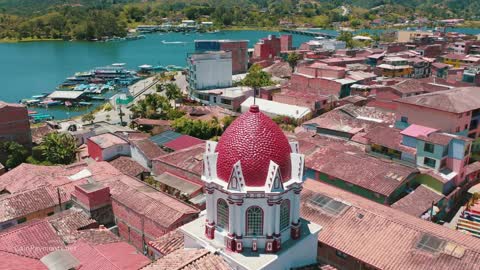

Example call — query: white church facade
[181,105,321,270]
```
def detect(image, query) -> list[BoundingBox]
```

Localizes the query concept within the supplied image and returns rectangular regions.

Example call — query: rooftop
[364,126,416,155]
[149,229,184,256]
[153,144,204,179]
[400,124,438,138]
[391,185,444,217]
[305,146,418,197]
[153,172,202,196]
[143,248,231,270]
[48,91,84,100]
[391,79,451,94]
[241,97,311,119]
[301,180,480,270]
[132,139,168,160]
[109,156,149,177]
[88,133,127,149]
[163,135,204,151]
[395,87,480,113]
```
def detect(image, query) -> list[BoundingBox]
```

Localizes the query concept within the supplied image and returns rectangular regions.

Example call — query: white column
[274,203,280,235]
[228,202,235,234]
[235,204,242,236]
[292,191,301,224]
[265,203,273,236]
[206,191,214,224]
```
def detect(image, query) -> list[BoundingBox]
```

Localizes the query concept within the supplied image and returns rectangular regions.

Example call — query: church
[181,104,321,270]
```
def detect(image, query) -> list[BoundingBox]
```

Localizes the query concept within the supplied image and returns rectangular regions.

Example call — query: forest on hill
[0,0,478,41]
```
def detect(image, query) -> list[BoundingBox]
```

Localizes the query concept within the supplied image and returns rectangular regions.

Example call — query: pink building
[253,35,282,61]
[87,133,130,161]
[394,87,480,139]
[280,34,292,52]
[0,101,31,147]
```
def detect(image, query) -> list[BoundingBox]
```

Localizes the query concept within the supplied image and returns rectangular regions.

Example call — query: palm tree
[165,83,182,108]
[40,133,78,165]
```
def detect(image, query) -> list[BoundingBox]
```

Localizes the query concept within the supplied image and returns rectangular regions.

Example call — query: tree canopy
[0,141,28,169]
[39,133,77,165]
[239,64,275,89]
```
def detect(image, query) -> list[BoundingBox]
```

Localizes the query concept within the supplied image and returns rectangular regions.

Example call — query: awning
[153,172,202,196]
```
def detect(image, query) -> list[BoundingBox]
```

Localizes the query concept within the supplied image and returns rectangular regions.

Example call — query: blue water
[0,30,312,119]
[1,28,479,119]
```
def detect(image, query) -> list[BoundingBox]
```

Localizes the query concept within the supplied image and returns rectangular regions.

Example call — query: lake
[0,30,313,120]
[1,28,479,120]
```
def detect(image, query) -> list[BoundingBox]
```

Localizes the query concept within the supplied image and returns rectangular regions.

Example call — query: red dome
[216,105,292,187]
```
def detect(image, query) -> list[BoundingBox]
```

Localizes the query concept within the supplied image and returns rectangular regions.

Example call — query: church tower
[182,105,320,270]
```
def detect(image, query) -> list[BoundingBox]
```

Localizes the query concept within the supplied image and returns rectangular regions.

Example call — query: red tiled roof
[88,133,128,149]
[143,248,231,270]
[391,79,450,94]
[133,118,171,127]
[109,156,149,178]
[0,186,64,223]
[465,161,480,176]
[109,175,199,229]
[301,180,480,270]
[305,147,418,197]
[0,220,65,259]
[391,185,444,217]
[47,209,97,243]
[0,251,45,270]
[132,139,168,160]
[364,126,417,155]
[76,228,122,245]
[163,135,204,151]
[395,87,480,113]
[30,124,55,145]
[70,240,150,270]
[153,144,205,177]
[149,229,184,256]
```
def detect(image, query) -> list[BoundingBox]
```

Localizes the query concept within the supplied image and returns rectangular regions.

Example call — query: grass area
[0,37,63,43]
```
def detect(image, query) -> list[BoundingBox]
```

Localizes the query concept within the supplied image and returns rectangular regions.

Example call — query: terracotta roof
[0,186,65,223]
[391,79,450,94]
[132,139,168,160]
[303,104,395,137]
[109,156,149,177]
[465,161,480,176]
[109,175,199,229]
[305,146,417,197]
[30,124,55,145]
[419,133,454,146]
[88,133,128,149]
[0,220,65,259]
[149,229,184,256]
[163,135,204,151]
[69,240,150,270]
[364,126,417,155]
[391,185,444,216]
[133,118,171,127]
[153,144,204,178]
[395,87,480,113]
[47,209,97,243]
[76,228,122,245]
[144,248,231,270]
[301,180,480,270]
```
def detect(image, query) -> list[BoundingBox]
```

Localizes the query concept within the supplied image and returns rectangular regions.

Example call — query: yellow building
[442,54,480,68]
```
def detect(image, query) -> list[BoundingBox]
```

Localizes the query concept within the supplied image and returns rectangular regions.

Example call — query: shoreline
[0,37,63,43]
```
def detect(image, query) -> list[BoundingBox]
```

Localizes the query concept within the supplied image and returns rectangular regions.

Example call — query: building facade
[0,101,31,147]
[195,40,249,74]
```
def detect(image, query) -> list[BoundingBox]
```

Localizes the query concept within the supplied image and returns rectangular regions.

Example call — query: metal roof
[150,130,183,146]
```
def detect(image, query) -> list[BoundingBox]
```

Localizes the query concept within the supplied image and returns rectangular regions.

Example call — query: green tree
[287,52,301,71]
[165,83,182,108]
[240,64,275,96]
[40,133,77,165]
[82,112,95,124]
[0,141,28,169]
[337,31,354,48]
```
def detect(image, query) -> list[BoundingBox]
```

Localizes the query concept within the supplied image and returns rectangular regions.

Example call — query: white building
[194,86,253,111]
[187,51,232,91]
[240,97,312,122]
[181,105,321,270]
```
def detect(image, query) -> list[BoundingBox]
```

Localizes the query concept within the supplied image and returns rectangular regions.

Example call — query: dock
[281,28,337,39]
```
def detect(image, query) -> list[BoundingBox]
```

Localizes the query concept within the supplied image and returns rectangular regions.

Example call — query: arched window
[280,199,290,231]
[217,199,229,229]
[246,206,263,236]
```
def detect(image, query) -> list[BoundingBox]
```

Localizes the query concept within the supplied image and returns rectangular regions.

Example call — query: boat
[31,113,54,123]
[28,110,37,115]
[40,100,62,107]
[161,40,187,45]
[65,101,73,107]
[90,96,106,101]
[31,94,47,99]
[78,102,93,106]
[166,65,185,72]
[22,99,41,105]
